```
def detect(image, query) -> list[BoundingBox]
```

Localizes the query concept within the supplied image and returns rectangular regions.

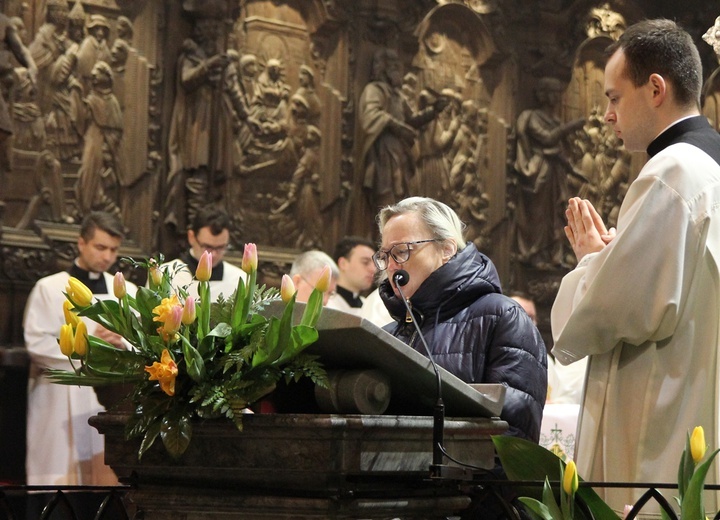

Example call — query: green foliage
[47,252,328,460]
[496,428,720,520]
[492,436,621,520]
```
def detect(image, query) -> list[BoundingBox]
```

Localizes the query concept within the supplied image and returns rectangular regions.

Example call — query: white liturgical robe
[24,270,137,486]
[552,118,720,515]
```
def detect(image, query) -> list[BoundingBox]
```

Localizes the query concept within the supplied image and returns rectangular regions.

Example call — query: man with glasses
[159,206,245,300]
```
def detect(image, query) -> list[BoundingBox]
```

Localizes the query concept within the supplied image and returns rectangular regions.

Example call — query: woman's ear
[441,240,457,263]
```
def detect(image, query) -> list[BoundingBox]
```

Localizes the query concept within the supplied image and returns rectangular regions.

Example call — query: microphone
[393,270,409,287]
[393,269,445,478]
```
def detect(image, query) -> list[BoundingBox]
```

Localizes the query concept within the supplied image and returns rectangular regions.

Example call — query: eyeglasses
[197,241,229,254]
[372,239,439,271]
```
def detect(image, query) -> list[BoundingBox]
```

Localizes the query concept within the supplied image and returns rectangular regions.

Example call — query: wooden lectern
[91,307,508,519]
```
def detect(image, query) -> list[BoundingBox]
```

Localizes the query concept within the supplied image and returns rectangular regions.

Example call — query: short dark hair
[191,206,231,236]
[79,211,124,241]
[332,236,375,263]
[606,19,702,108]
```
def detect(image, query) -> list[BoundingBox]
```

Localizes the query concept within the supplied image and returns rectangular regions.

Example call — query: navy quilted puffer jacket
[380,243,547,442]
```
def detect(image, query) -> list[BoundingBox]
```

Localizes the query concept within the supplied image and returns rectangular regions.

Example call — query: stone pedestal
[91,412,507,519]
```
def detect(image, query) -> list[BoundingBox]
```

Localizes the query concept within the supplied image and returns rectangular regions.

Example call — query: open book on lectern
[266,302,506,418]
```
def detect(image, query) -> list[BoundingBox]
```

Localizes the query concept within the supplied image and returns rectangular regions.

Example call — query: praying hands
[564,197,616,262]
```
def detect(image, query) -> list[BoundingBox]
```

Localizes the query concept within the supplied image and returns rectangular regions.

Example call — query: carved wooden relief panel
[1,0,719,348]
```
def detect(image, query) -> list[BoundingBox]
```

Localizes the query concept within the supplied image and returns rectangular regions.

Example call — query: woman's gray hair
[377,197,466,250]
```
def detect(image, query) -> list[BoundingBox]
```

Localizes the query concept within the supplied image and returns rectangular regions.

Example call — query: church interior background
[1,0,719,483]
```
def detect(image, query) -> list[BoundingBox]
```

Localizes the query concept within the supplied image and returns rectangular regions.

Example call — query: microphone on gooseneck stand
[393,269,445,478]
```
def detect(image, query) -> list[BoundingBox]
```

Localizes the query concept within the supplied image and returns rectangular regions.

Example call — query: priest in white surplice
[24,212,137,487]
[551,20,720,515]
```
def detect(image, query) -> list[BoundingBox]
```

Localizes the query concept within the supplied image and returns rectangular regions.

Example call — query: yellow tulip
[563,460,578,495]
[145,348,178,396]
[59,323,75,357]
[153,295,183,341]
[113,272,127,299]
[73,320,88,357]
[280,274,296,303]
[314,264,332,293]
[195,251,212,282]
[242,243,258,274]
[153,295,181,323]
[66,277,93,307]
[691,426,707,463]
[148,264,163,287]
[62,300,80,327]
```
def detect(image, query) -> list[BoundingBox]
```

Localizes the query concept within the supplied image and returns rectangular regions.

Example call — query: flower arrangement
[493,425,719,520]
[48,244,329,460]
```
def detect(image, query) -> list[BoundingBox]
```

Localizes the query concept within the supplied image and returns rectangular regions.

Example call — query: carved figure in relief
[356,48,418,209]
[109,14,152,249]
[249,58,292,151]
[29,0,70,113]
[11,67,45,152]
[294,64,321,125]
[238,54,260,108]
[288,125,323,249]
[45,48,85,162]
[67,0,86,45]
[414,88,460,200]
[165,16,247,232]
[0,13,37,171]
[596,134,631,229]
[9,16,29,46]
[76,14,112,94]
[449,100,481,183]
[255,58,291,119]
[75,61,123,218]
[235,53,260,154]
[514,77,584,268]
[11,66,71,227]
[109,39,129,106]
[287,93,310,155]
[238,57,295,175]
[455,160,490,250]
[569,107,631,229]
[116,16,134,44]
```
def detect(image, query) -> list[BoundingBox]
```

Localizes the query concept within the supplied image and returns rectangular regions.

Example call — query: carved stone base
[91,412,508,519]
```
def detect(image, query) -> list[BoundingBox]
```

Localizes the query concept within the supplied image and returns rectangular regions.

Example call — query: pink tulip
[113,272,127,299]
[241,243,258,274]
[159,305,183,341]
[196,250,213,282]
[182,297,197,325]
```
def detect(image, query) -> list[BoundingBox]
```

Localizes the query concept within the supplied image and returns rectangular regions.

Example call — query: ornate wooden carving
[1,0,720,349]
